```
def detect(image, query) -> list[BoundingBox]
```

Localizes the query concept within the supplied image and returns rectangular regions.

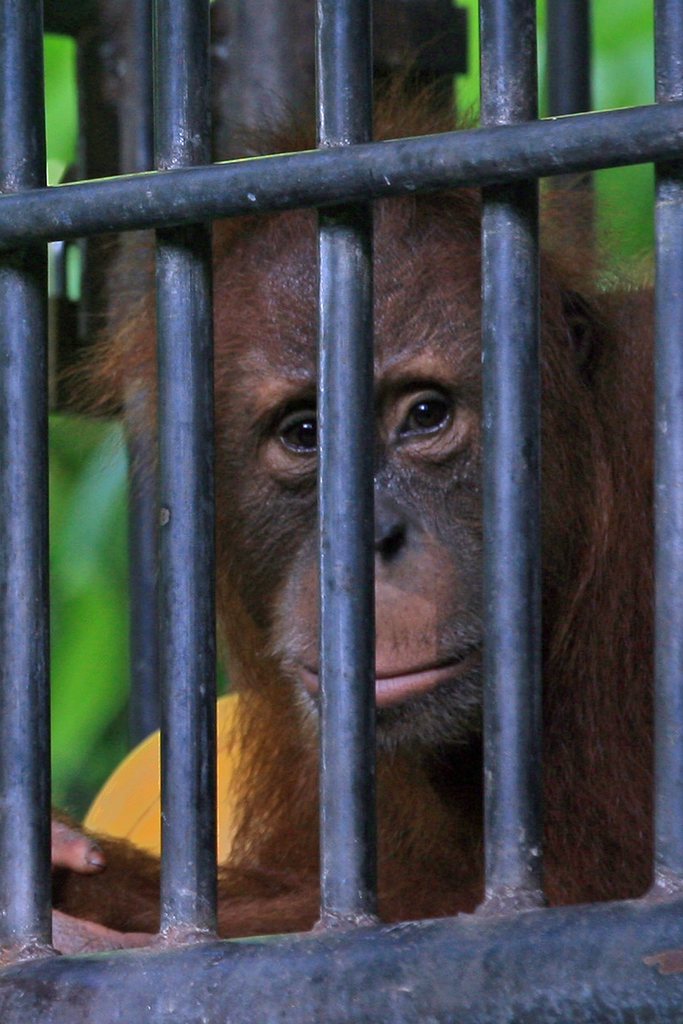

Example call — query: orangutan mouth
[299,648,480,709]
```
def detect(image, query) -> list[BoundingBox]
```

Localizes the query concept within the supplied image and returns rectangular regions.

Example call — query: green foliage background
[46,1,655,815]
[46,35,130,813]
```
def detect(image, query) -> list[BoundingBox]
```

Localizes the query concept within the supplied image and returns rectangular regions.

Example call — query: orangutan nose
[374,496,408,563]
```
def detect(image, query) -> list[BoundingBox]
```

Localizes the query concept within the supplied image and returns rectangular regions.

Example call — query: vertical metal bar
[0,0,51,950]
[126,403,160,747]
[546,0,592,117]
[316,0,377,926]
[653,0,683,893]
[74,8,122,352]
[480,0,543,910]
[545,0,593,243]
[121,0,160,747]
[120,0,154,176]
[154,0,217,936]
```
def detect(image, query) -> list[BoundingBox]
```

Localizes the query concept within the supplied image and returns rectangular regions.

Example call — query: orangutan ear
[562,289,600,377]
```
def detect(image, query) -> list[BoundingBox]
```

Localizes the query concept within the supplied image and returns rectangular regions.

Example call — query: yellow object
[85,694,240,862]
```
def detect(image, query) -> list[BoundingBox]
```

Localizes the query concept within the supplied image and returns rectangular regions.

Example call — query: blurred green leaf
[45,34,77,184]
[456,0,654,260]
[49,417,129,813]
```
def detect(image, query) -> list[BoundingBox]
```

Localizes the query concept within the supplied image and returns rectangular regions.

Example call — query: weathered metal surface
[316,0,377,927]
[653,0,683,892]
[479,0,542,911]
[3,897,683,1023]
[154,0,217,937]
[0,0,51,953]
[0,102,681,247]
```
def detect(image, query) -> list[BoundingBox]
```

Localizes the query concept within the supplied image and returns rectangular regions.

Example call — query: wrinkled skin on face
[213,197,486,751]
[211,190,604,754]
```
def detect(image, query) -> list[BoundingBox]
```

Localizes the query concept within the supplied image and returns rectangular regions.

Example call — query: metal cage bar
[545,0,593,241]
[5,895,683,1023]
[479,0,543,908]
[2,5,683,1022]
[316,0,377,926]
[0,0,51,952]
[154,0,217,936]
[653,0,683,890]
[547,0,592,117]
[126,405,161,746]
[122,0,160,747]
[0,101,680,246]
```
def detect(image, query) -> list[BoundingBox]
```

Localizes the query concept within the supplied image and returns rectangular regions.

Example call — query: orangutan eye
[279,409,317,453]
[399,393,452,437]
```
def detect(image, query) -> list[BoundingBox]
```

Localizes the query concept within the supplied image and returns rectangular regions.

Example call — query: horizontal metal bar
[0,101,680,246]
[2,897,683,1022]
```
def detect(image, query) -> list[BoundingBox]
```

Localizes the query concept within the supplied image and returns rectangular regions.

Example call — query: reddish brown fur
[54,91,654,943]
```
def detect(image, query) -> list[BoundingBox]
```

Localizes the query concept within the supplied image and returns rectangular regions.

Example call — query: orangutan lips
[299,650,479,709]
